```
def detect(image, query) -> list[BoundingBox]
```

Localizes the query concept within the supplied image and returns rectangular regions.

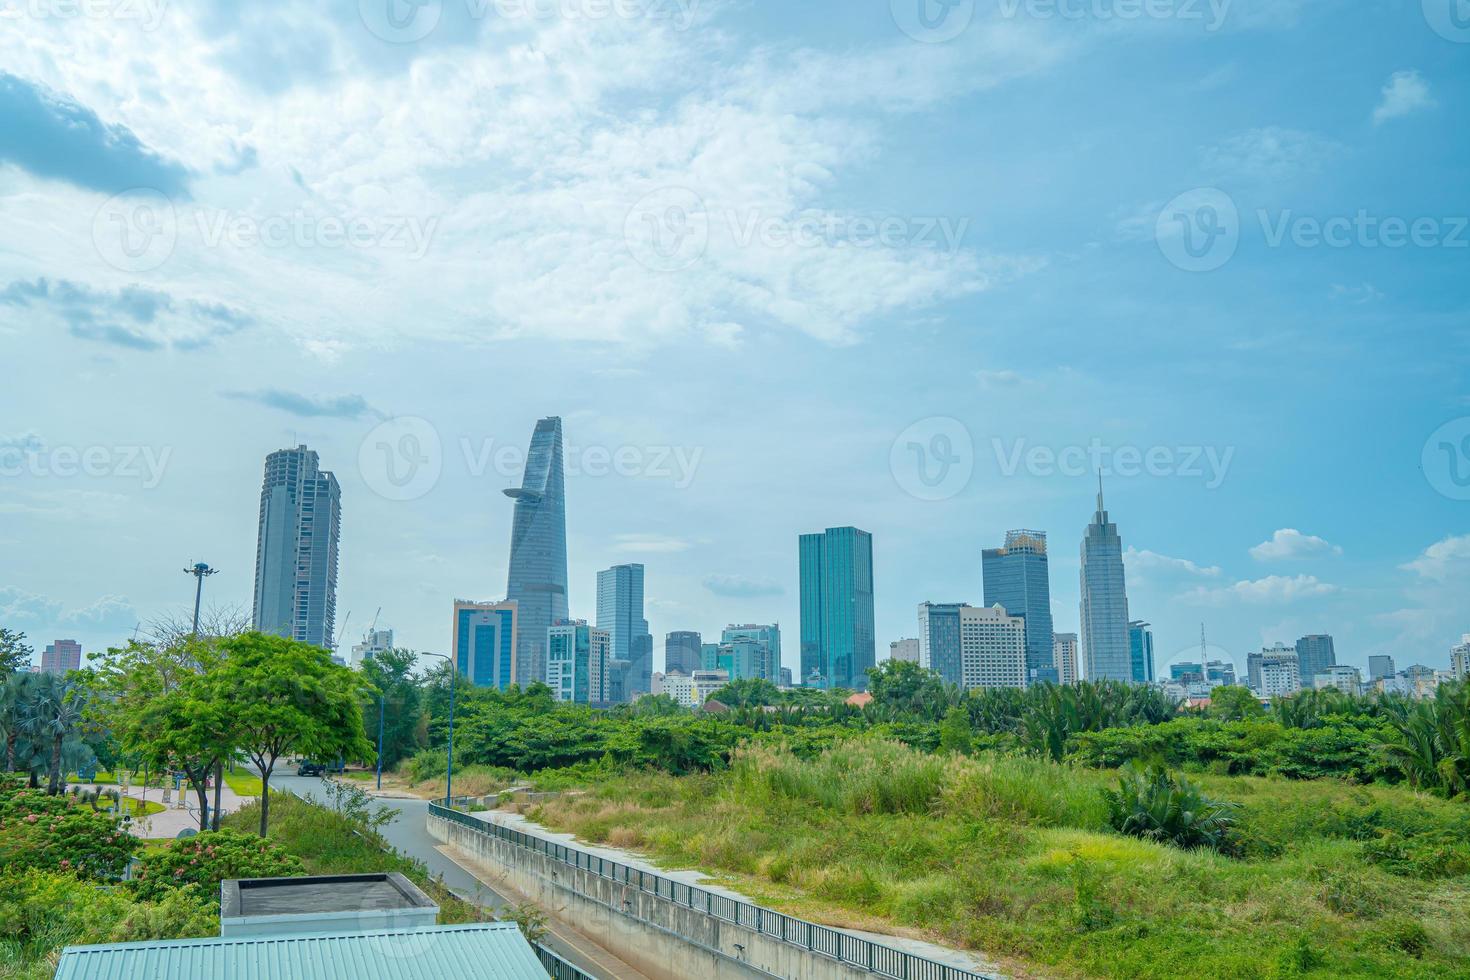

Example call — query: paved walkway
[72,775,253,839]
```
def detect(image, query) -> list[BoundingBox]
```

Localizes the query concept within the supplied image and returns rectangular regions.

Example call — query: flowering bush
[0,783,139,880]
[131,830,304,901]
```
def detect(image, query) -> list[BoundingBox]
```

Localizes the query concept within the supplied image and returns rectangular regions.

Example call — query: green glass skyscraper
[799,526,875,690]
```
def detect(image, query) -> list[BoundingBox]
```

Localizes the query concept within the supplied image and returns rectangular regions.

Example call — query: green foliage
[360,648,427,770]
[505,901,548,945]
[0,627,32,676]
[707,677,781,708]
[1208,685,1265,721]
[0,781,139,879]
[207,632,374,835]
[730,740,949,816]
[131,830,304,901]
[1380,681,1470,797]
[0,869,216,978]
[1102,763,1238,854]
[938,705,972,755]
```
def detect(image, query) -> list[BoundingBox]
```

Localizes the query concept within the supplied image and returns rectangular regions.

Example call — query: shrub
[1102,763,1238,853]
[0,785,138,880]
[132,830,304,901]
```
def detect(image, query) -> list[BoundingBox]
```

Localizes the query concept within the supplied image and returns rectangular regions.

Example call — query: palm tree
[0,672,38,772]
[23,674,89,795]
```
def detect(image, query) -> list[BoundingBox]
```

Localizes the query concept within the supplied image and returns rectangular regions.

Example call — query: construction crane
[333,611,351,652]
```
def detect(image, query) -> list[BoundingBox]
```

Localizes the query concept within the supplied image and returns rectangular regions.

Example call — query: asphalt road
[266,772,511,910]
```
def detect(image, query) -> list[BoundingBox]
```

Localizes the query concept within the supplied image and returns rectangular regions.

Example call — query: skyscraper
[1295,634,1337,684]
[799,526,876,690]
[1368,654,1396,681]
[547,620,610,704]
[714,624,780,681]
[504,417,568,687]
[1079,480,1130,682]
[1248,643,1299,695]
[452,600,517,689]
[252,445,341,649]
[40,639,81,675]
[664,631,702,675]
[1053,633,1079,686]
[597,563,652,696]
[1128,621,1155,684]
[982,530,1056,684]
[916,602,965,686]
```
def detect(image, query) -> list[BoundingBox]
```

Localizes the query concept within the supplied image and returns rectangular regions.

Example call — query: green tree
[22,675,91,795]
[360,648,426,770]
[1209,685,1265,722]
[0,627,33,676]
[207,633,373,836]
[938,704,972,755]
[866,660,951,720]
[708,678,781,709]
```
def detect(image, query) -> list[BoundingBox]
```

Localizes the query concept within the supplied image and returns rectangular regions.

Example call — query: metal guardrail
[535,942,596,980]
[430,802,996,980]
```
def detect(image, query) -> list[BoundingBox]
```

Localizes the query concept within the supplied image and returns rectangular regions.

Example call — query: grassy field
[221,769,263,796]
[525,740,1470,980]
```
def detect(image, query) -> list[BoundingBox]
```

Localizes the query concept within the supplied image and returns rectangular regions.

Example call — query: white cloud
[1373,70,1435,125]
[1200,127,1339,182]
[702,574,783,598]
[1184,575,1341,604]
[1125,547,1222,578]
[1401,534,1470,581]
[613,533,691,554]
[1249,528,1342,561]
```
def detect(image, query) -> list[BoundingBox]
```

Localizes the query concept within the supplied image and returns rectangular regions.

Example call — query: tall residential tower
[504,418,568,686]
[597,563,652,697]
[252,445,341,649]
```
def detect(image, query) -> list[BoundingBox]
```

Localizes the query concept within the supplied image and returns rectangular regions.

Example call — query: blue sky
[0,0,1466,679]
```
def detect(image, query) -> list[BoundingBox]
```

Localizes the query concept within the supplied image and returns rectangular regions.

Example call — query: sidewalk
[73,776,253,839]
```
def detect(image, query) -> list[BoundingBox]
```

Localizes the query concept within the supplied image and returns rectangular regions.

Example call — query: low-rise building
[654,668,730,707]
[1451,635,1470,681]
[1313,665,1361,695]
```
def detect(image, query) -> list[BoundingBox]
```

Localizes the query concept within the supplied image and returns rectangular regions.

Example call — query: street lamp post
[419,652,456,805]
[182,562,219,829]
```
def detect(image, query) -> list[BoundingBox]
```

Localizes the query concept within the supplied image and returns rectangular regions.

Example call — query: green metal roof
[55,923,548,980]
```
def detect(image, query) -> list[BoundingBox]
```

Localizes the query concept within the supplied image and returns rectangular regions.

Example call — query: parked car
[296,761,325,777]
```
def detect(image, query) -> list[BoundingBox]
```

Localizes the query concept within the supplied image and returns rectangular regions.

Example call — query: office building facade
[546,620,610,704]
[982,530,1056,683]
[958,604,1028,690]
[1247,643,1299,694]
[1295,634,1337,685]
[916,602,965,686]
[799,526,876,689]
[597,563,652,696]
[1127,621,1155,684]
[1079,484,1130,682]
[452,600,517,689]
[350,628,394,670]
[1368,654,1396,681]
[504,418,568,687]
[664,630,703,676]
[889,638,920,664]
[252,445,341,649]
[40,639,81,675]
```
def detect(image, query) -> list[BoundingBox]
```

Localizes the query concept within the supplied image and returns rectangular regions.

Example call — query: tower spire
[1096,473,1105,514]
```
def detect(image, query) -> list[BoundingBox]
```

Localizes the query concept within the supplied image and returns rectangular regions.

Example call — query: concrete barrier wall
[428,812,895,980]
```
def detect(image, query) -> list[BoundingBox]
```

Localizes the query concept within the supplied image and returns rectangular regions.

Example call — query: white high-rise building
[1259,658,1301,699]
[1314,665,1361,695]
[252,445,341,649]
[655,668,730,708]
[958,604,1027,690]
[889,638,920,664]
[1053,633,1079,686]
[350,628,394,670]
[1451,635,1470,681]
